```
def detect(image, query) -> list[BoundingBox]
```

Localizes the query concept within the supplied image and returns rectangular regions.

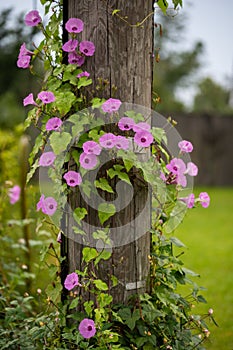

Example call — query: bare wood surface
[63,0,153,304]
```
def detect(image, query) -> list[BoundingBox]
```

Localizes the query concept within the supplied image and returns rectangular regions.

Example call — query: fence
[171,113,233,186]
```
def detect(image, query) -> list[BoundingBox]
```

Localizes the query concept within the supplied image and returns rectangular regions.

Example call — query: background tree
[193,76,233,114]
[153,8,203,113]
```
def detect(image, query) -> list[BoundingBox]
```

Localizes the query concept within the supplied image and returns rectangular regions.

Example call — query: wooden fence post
[61,0,154,304]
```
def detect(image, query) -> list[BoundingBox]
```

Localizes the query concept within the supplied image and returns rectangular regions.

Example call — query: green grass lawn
[175,187,233,350]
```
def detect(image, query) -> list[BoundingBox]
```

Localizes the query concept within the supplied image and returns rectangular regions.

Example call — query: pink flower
[134,130,153,147]
[80,153,98,169]
[77,71,90,78]
[118,117,135,131]
[46,117,62,131]
[38,91,55,104]
[57,232,62,243]
[39,152,56,167]
[37,195,57,216]
[82,141,101,155]
[17,55,31,69]
[8,185,21,204]
[79,318,96,339]
[19,43,33,57]
[180,193,195,208]
[102,98,122,114]
[185,162,198,176]
[178,140,193,153]
[166,158,187,187]
[63,170,82,187]
[199,192,210,208]
[79,41,95,56]
[166,158,186,175]
[115,135,129,150]
[99,133,116,148]
[65,18,84,33]
[64,272,80,290]
[68,52,85,66]
[24,10,42,27]
[133,122,150,133]
[62,39,79,52]
[23,93,37,106]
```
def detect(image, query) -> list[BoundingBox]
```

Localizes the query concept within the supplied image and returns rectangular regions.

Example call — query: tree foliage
[193,77,233,115]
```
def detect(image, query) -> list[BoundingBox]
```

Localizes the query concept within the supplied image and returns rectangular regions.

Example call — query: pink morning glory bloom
[79,318,96,339]
[68,52,85,66]
[38,91,55,104]
[37,194,57,216]
[19,43,33,57]
[57,232,62,243]
[39,152,56,167]
[80,153,98,169]
[102,98,122,114]
[134,130,153,147]
[24,10,42,27]
[64,272,80,290]
[46,117,62,131]
[118,117,135,131]
[185,162,198,176]
[166,158,186,175]
[180,193,195,208]
[178,140,193,153]
[8,185,21,204]
[82,141,101,155]
[62,39,79,52]
[166,158,187,187]
[99,133,116,148]
[23,93,37,106]
[79,41,95,56]
[77,71,90,78]
[133,122,151,133]
[63,170,82,187]
[115,135,130,150]
[199,192,210,208]
[65,18,84,33]
[17,55,31,69]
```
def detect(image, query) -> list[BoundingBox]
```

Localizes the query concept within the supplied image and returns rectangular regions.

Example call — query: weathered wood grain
[63,0,153,304]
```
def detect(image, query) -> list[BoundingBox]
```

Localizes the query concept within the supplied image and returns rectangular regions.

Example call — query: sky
[1,0,233,105]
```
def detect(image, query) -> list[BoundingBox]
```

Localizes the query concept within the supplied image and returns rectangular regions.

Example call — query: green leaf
[73,207,88,225]
[172,0,183,9]
[95,178,114,193]
[93,279,108,291]
[54,91,76,115]
[49,132,72,155]
[72,226,86,236]
[77,77,92,89]
[170,236,186,248]
[97,293,113,307]
[111,275,118,287]
[82,247,98,263]
[91,97,105,109]
[98,203,116,224]
[157,0,168,14]
[69,297,79,310]
[197,295,207,303]
[80,180,92,198]
[95,249,112,266]
[151,127,167,144]
[107,166,131,185]
[26,158,39,184]
[84,300,94,316]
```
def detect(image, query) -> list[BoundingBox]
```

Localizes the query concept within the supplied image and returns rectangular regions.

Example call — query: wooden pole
[62,0,153,304]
